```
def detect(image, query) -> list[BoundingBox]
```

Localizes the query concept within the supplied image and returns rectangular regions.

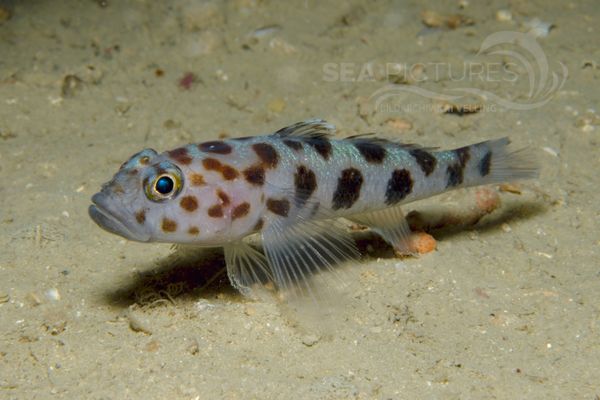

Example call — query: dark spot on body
[354,141,387,163]
[188,226,200,235]
[189,173,206,186]
[162,218,177,232]
[446,163,464,187]
[243,165,265,186]
[455,146,471,167]
[253,218,264,231]
[167,147,192,165]
[252,143,279,169]
[332,168,363,210]
[410,149,437,176]
[180,195,198,212]
[202,158,239,180]
[266,198,290,217]
[217,189,230,206]
[306,137,332,160]
[294,165,317,208]
[283,139,303,151]
[385,169,413,205]
[198,141,232,154]
[135,209,146,224]
[479,151,492,176]
[207,204,224,218]
[232,202,251,220]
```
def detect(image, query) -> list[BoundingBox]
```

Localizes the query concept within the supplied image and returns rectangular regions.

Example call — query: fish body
[89,119,537,296]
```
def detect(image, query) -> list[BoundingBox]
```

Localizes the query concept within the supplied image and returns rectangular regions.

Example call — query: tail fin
[482,138,539,184]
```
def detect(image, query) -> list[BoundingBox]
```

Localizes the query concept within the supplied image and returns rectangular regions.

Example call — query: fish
[89,119,538,297]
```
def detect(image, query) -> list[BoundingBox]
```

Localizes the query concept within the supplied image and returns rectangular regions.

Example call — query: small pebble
[195,299,215,312]
[0,293,9,303]
[301,334,320,347]
[411,232,437,254]
[523,18,553,38]
[501,223,512,233]
[187,339,200,355]
[542,146,558,157]
[145,340,160,352]
[267,98,287,113]
[127,308,152,335]
[499,183,522,194]
[495,9,512,22]
[61,75,83,98]
[268,37,297,55]
[26,292,42,306]
[179,72,198,90]
[45,288,61,301]
[385,117,413,132]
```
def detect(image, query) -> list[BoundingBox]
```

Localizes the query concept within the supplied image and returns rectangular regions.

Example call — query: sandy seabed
[1,1,599,399]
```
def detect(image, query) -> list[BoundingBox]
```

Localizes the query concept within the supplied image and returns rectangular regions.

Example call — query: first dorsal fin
[273,119,336,139]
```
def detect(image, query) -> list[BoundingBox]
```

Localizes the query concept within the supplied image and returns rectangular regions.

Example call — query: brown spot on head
[188,226,200,235]
[139,156,150,165]
[232,202,250,220]
[266,198,290,217]
[162,218,177,232]
[202,158,239,180]
[179,195,198,212]
[207,204,224,218]
[283,139,303,151]
[127,168,139,176]
[221,165,238,180]
[198,140,233,155]
[243,165,265,186]
[217,189,230,206]
[189,173,206,186]
[252,143,279,169]
[167,147,192,165]
[135,209,146,224]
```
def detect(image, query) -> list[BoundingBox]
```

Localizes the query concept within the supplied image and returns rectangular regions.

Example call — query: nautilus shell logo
[369,31,568,111]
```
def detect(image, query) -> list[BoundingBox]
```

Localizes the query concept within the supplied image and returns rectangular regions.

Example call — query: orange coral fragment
[411,231,437,254]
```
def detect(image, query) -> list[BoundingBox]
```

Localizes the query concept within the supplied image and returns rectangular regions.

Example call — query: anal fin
[349,205,416,256]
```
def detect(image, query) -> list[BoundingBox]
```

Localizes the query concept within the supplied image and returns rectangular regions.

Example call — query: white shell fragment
[523,18,554,38]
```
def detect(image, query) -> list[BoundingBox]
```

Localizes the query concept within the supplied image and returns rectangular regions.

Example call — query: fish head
[89,148,228,244]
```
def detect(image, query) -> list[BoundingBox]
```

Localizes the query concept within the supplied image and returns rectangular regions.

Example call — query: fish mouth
[89,193,151,242]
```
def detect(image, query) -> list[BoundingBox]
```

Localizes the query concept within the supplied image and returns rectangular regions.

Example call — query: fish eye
[145,172,182,202]
[155,176,174,194]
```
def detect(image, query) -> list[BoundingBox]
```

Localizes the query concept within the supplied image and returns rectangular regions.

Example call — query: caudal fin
[482,138,539,183]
